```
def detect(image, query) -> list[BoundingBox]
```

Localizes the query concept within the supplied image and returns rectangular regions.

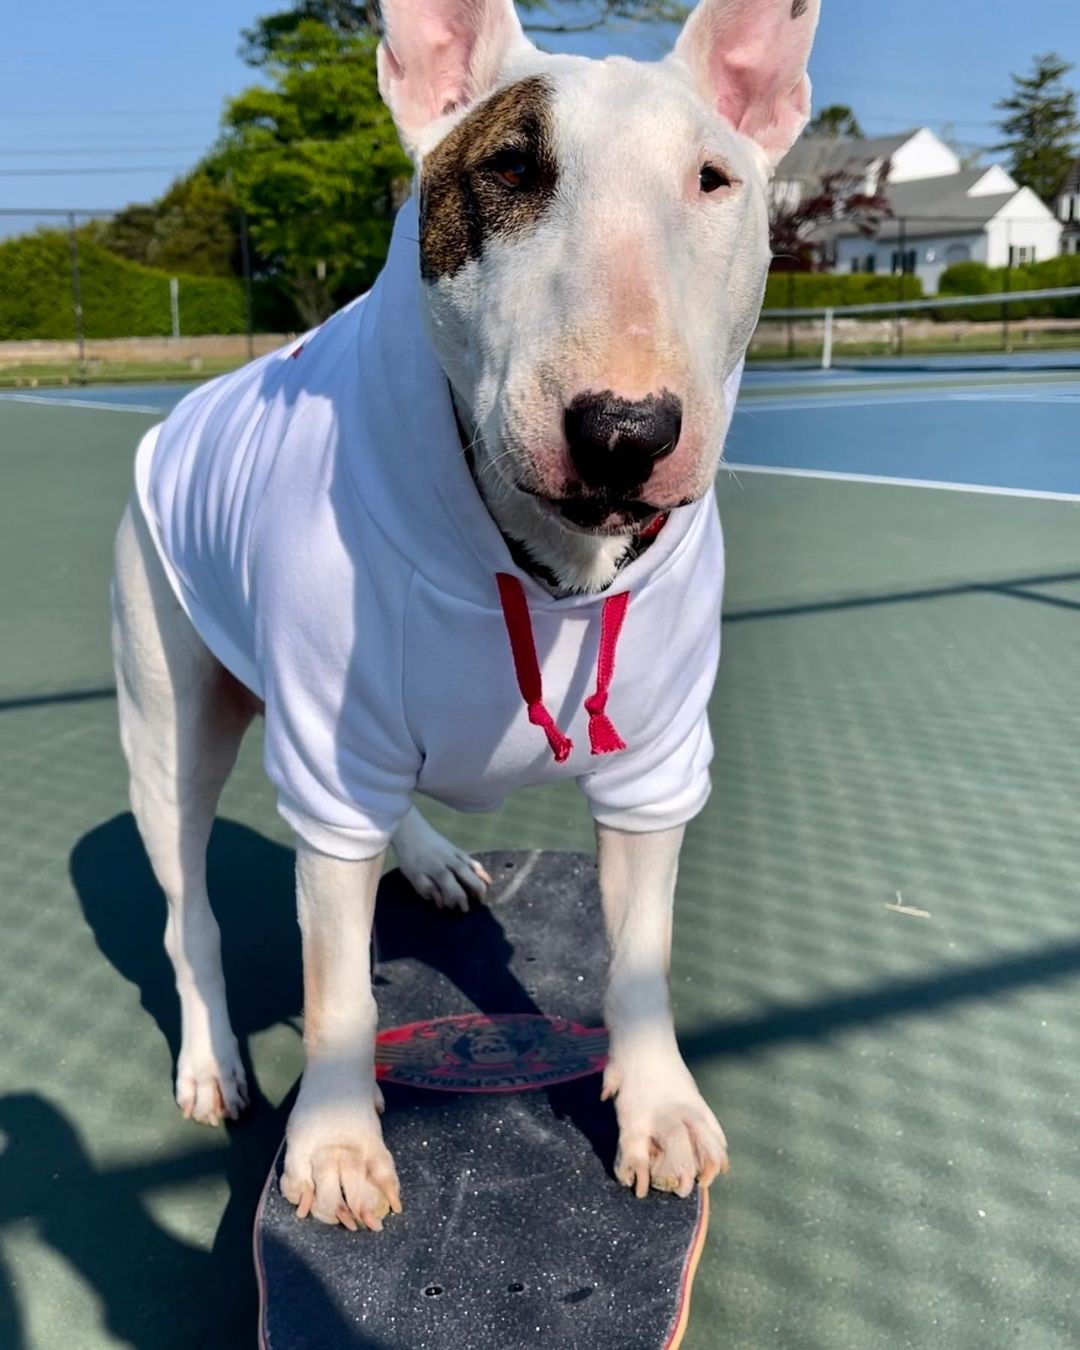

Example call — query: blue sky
[1,0,1078,231]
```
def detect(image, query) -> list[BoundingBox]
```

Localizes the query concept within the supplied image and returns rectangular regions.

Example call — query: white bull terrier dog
[111,0,820,1230]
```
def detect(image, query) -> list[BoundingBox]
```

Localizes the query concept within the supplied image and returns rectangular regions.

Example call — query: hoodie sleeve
[576,706,714,833]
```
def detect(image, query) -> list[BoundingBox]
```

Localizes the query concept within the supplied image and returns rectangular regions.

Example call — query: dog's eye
[487,150,534,189]
[699,165,731,194]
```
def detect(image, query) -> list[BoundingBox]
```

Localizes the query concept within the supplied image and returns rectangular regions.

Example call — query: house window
[890,250,917,274]
[945,243,971,263]
[1009,244,1035,265]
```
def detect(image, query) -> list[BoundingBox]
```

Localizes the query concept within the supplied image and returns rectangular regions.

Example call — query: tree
[769,163,891,271]
[994,52,1080,203]
[96,169,241,278]
[221,21,412,325]
[240,0,686,61]
[807,104,864,139]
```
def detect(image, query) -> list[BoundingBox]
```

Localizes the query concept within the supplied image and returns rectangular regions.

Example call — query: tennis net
[751,285,1080,369]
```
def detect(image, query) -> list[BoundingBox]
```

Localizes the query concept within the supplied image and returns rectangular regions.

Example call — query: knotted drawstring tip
[528,702,574,763]
[588,712,627,756]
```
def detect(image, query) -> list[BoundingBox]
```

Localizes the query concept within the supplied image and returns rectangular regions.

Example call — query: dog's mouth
[517,482,668,536]
[556,497,660,534]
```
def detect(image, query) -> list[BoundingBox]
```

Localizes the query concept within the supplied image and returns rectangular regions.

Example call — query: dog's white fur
[112,0,818,1227]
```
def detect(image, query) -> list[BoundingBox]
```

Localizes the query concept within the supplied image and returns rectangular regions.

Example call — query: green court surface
[2,388,1080,1349]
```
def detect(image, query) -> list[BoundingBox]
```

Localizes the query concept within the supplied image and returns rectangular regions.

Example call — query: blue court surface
[5,358,1078,498]
[731,369,1080,498]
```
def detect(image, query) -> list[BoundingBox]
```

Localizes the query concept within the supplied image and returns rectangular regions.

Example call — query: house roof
[830,170,1018,240]
[777,130,917,182]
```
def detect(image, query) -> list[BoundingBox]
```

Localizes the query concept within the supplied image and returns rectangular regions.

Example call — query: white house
[775,128,1063,293]
[1055,158,1080,255]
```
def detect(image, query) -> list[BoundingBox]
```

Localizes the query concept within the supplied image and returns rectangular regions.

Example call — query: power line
[0,207,122,216]
[0,165,189,177]
[0,146,204,157]
[0,108,214,119]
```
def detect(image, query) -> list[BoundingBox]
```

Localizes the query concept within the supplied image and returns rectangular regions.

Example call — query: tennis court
[2,359,1079,1349]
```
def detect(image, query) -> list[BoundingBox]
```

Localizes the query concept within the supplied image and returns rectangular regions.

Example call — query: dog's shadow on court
[59,814,571,1350]
[58,814,302,1349]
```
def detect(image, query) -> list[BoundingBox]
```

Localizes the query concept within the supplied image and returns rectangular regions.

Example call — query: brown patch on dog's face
[419,76,558,280]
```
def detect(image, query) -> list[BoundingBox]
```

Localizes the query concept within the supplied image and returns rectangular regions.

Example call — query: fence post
[1003,228,1012,353]
[822,307,834,371]
[786,270,795,360]
[170,277,180,340]
[239,209,255,361]
[66,212,87,384]
[895,217,906,357]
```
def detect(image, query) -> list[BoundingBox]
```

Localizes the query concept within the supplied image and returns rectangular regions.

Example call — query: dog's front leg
[597,823,729,1197]
[280,842,401,1230]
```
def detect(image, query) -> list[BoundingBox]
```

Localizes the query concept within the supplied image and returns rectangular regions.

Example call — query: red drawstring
[584,589,629,755]
[496,573,629,764]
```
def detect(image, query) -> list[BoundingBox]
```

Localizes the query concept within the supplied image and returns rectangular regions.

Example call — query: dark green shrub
[763,271,924,310]
[937,254,1080,319]
[0,228,248,340]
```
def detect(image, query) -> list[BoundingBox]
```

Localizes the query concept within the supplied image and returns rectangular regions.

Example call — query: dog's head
[378,0,818,537]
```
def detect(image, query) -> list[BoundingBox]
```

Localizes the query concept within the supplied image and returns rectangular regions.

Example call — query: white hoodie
[135,200,740,861]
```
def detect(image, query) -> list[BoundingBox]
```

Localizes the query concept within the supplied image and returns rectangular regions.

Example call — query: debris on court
[884,890,931,919]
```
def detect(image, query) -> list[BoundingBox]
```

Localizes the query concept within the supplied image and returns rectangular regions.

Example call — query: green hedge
[937,255,1080,320]
[763,271,924,310]
[0,228,248,341]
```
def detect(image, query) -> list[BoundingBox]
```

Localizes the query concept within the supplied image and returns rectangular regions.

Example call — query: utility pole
[66,212,86,383]
[239,208,255,361]
[1003,222,1013,353]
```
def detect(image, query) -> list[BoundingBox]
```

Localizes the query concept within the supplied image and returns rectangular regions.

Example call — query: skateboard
[255,850,708,1349]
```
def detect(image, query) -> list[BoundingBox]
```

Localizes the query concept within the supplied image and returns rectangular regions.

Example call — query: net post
[66,212,87,385]
[170,277,180,340]
[822,307,834,371]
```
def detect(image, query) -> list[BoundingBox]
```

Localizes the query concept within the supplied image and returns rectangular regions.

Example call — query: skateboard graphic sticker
[375,1013,609,1092]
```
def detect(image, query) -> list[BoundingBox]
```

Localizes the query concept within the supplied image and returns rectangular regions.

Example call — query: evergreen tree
[807,104,864,139]
[994,53,1079,203]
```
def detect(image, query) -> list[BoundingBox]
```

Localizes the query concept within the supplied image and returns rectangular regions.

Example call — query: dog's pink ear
[378,0,530,150]
[671,0,819,167]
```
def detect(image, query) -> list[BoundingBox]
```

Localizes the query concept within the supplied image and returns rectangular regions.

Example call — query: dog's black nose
[564,392,682,494]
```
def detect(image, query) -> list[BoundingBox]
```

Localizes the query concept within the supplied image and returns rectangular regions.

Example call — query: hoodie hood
[339,197,744,610]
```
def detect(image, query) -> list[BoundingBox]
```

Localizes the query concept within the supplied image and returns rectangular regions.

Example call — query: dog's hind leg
[391,806,492,911]
[111,498,255,1126]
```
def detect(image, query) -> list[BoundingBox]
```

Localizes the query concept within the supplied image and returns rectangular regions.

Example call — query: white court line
[0,392,163,414]
[738,395,941,413]
[739,386,1080,414]
[949,392,1080,404]
[723,461,1080,503]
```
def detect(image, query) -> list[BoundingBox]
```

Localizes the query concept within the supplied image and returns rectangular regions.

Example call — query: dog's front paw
[175,1035,248,1127]
[392,812,492,911]
[603,1058,729,1198]
[282,1075,401,1230]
